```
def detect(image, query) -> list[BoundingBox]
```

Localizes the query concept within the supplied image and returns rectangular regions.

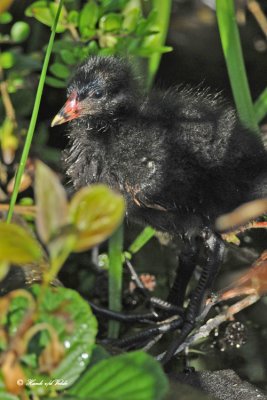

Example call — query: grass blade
[254,86,267,123]
[146,0,172,89]
[108,224,124,339]
[6,0,64,222]
[128,226,155,255]
[216,0,259,134]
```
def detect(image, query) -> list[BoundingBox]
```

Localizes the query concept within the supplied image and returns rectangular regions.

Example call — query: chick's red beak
[51,92,81,127]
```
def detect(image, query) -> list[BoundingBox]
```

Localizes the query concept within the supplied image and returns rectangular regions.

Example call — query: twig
[0,204,36,216]
[218,249,267,301]
[142,334,163,351]
[0,63,17,127]
[216,198,267,233]
[156,294,260,360]
[248,0,267,38]
[54,0,80,41]
[67,24,80,41]
[157,248,267,359]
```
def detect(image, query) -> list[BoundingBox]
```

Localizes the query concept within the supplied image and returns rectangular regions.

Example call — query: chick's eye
[93,90,103,99]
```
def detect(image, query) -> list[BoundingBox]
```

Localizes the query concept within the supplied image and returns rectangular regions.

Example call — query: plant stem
[146,0,172,90]
[216,0,259,134]
[128,226,155,255]
[254,86,267,123]
[6,0,64,223]
[108,224,124,339]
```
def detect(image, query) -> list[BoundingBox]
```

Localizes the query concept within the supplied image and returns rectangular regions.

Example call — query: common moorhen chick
[52,56,267,363]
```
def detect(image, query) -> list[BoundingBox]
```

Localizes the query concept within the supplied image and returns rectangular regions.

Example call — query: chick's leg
[162,230,225,365]
[167,236,199,308]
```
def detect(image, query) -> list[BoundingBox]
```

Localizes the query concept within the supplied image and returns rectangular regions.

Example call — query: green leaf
[216,0,259,134]
[10,21,30,42]
[69,185,125,252]
[0,222,43,265]
[45,76,66,88]
[8,294,31,335]
[98,47,116,56]
[8,285,97,392]
[136,10,158,36]
[128,226,155,254]
[99,33,118,48]
[70,351,169,400]
[254,86,267,123]
[60,49,77,65]
[67,10,79,26]
[89,345,111,368]
[51,39,76,53]
[0,395,19,400]
[25,1,67,33]
[0,386,19,400]
[40,286,98,388]
[86,40,99,55]
[99,13,123,32]
[35,161,68,244]
[19,197,34,206]
[135,45,172,57]
[43,397,80,400]
[101,0,128,13]
[50,62,70,79]
[79,1,99,38]
[47,229,77,278]
[0,12,13,24]
[0,52,14,69]
[122,8,140,32]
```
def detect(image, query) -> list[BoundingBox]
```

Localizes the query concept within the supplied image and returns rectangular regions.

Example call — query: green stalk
[108,224,124,339]
[254,86,267,123]
[216,0,259,134]
[128,226,155,255]
[146,0,172,90]
[6,0,64,223]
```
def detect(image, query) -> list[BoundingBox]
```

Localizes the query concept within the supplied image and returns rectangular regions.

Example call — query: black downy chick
[52,56,267,363]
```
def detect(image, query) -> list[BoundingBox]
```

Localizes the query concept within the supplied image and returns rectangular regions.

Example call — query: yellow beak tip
[51,114,64,127]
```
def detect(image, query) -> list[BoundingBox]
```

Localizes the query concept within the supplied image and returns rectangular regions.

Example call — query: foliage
[0,1,171,396]
[1,0,266,398]
[215,0,267,133]
[0,160,125,283]
[6,0,64,223]
[146,0,172,89]
[0,285,168,399]
[69,350,168,400]
[0,160,168,398]
[24,0,172,88]
[0,0,171,209]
